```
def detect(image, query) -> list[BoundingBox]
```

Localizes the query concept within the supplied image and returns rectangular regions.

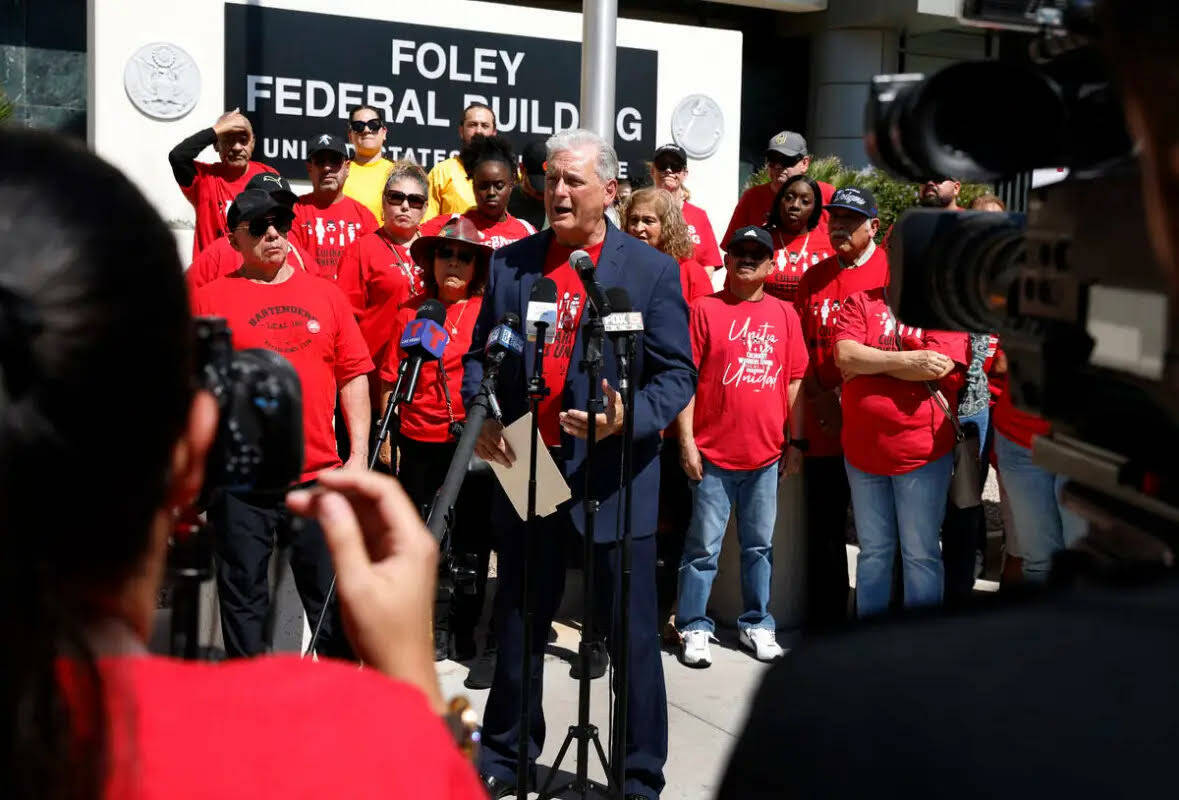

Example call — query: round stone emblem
[124,43,201,120]
[670,95,725,160]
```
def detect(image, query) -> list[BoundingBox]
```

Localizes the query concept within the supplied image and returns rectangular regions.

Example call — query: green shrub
[0,88,11,124]
[746,155,991,241]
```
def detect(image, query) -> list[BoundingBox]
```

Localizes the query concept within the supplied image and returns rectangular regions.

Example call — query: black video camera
[866,0,1179,532]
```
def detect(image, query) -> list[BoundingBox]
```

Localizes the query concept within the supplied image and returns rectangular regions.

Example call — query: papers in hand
[488,412,572,520]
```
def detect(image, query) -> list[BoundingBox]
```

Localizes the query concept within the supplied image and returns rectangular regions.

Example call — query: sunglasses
[311,152,345,168]
[350,118,384,133]
[435,245,477,265]
[241,215,292,237]
[384,190,426,209]
[730,245,768,261]
[653,159,685,173]
[767,154,804,169]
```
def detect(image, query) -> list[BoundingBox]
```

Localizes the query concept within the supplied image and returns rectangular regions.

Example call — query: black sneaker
[465,642,497,689]
[569,639,608,680]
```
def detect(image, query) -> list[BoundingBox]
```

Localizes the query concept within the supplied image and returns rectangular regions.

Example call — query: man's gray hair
[545,128,619,184]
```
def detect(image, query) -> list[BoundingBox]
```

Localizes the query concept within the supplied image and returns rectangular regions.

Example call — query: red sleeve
[334,239,366,317]
[722,192,751,249]
[418,214,449,239]
[288,239,319,276]
[688,299,709,367]
[924,330,970,366]
[380,306,416,384]
[692,211,723,268]
[832,291,869,345]
[289,205,310,253]
[328,283,375,383]
[186,247,217,292]
[785,305,809,380]
[179,162,208,206]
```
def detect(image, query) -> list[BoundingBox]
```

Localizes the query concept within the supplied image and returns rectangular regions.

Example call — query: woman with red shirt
[379,217,490,663]
[3,132,482,800]
[418,135,537,249]
[622,186,714,630]
[833,287,970,617]
[336,161,429,367]
[762,175,832,303]
[648,143,724,270]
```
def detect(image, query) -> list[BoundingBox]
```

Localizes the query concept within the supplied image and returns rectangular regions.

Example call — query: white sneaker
[740,627,785,662]
[680,630,713,668]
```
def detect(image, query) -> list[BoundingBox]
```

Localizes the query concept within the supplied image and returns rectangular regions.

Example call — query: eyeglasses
[435,245,477,265]
[241,215,292,237]
[350,118,384,133]
[767,154,804,169]
[383,190,426,209]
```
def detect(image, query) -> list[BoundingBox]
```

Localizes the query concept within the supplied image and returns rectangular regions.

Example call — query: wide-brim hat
[410,215,495,269]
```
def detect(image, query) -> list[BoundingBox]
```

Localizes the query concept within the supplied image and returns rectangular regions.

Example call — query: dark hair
[461,102,496,126]
[458,134,516,182]
[420,246,489,299]
[765,175,823,233]
[0,130,193,799]
[347,104,385,124]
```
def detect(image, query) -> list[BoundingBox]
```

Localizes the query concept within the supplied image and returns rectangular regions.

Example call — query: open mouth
[551,204,573,217]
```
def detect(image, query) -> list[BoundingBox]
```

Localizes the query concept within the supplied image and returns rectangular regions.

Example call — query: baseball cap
[766,130,808,158]
[307,133,348,159]
[725,225,774,256]
[226,189,296,231]
[652,143,687,169]
[826,186,879,218]
[244,172,297,207]
[520,141,547,194]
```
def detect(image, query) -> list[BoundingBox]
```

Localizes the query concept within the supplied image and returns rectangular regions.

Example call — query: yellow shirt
[424,156,475,222]
[343,157,395,222]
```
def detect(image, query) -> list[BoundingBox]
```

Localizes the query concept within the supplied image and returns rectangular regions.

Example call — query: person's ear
[801,156,811,170]
[165,390,219,510]
[869,218,881,237]
[228,228,242,253]
[603,177,618,209]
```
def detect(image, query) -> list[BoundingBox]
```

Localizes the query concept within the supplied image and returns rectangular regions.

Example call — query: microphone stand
[610,330,638,800]
[542,301,612,800]
[519,318,550,797]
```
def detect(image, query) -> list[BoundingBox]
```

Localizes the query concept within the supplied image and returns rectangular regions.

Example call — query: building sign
[224,4,658,179]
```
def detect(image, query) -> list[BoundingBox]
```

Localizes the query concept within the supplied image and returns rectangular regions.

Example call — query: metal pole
[580,0,618,142]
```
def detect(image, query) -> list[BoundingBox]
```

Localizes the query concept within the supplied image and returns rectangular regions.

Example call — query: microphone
[398,298,450,403]
[571,249,612,317]
[526,277,558,344]
[604,287,641,394]
[485,312,525,365]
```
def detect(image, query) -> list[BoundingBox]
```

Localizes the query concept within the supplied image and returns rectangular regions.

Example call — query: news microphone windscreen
[501,312,521,331]
[570,249,594,276]
[526,278,558,344]
[399,317,450,360]
[417,298,447,325]
[605,287,632,313]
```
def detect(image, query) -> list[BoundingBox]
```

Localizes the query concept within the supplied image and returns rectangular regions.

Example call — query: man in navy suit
[462,129,695,800]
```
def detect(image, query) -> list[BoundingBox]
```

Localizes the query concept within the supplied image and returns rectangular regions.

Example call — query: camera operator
[0,130,483,799]
[717,3,1179,796]
[191,188,374,659]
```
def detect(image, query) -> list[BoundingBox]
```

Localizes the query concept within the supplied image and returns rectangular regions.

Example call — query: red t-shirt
[833,289,969,476]
[677,257,714,305]
[682,201,723,268]
[690,290,809,470]
[993,383,1051,449]
[792,247,891,457]
[537,239,603,446]
[419,210,537,249]
[723,180,835,249]
[192,269,374,481]
[185,236,314,292]
[336,229,426,366]
[180,160,278,259]
[60,655,483,799]
[291,194,379,279]
[764,228,834,304]
[381,294,484,443]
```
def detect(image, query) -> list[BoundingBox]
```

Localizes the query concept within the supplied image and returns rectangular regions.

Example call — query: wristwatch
[788,438,810,453]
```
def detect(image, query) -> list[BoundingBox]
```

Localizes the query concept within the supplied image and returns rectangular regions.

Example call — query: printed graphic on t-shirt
[803,296,845,352]
[687,223,702,246]
[301,216,366,272]
[552,289,583,361]
[722,316,783,391]
[247,304,324,354]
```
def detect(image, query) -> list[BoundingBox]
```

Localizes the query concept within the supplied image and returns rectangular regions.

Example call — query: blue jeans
[676,457,778,633]
[846,454,952,617]
[994,432,1089,582]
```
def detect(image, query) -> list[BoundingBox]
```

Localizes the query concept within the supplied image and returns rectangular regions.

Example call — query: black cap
[826,186,878,218]
[244,172,297,207]
[307,133,349,159]
[725,225,774,256]
[521,141,547,194]
[227,189,296,230]
[653,143,688,168]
